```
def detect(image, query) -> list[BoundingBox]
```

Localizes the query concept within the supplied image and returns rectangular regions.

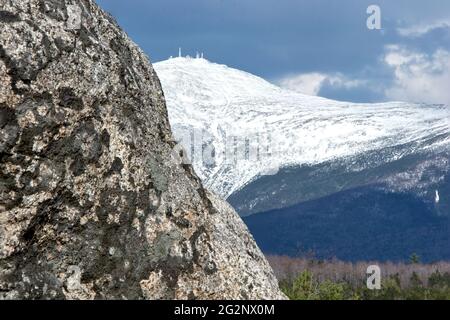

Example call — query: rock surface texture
[0,0,284,299]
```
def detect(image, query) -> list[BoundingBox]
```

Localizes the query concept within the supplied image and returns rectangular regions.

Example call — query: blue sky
[96,0,450,104]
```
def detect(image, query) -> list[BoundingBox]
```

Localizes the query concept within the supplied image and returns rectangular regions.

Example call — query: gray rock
[0,0,284,299]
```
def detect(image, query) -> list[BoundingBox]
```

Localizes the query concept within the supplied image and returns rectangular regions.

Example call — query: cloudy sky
[97,0,450,105]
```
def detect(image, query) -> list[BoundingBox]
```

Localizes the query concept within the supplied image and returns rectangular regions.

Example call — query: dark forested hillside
[244,185,450,262]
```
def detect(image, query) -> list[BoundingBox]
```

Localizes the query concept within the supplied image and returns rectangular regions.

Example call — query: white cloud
[384,45,450,105]
[277,45,450,106]
[277,73,327,95]
[397,21,450,37]
[277,72,364,96]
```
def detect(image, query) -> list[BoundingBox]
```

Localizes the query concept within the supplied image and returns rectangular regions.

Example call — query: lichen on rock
[0,0,284,299]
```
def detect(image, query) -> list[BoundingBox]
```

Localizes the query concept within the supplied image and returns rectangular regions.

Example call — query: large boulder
[0,0,284,299]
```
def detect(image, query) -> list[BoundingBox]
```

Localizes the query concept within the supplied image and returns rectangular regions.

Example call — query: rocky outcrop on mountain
[0,0,284,299]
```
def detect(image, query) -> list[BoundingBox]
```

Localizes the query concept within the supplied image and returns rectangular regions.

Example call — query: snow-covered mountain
[154,57,450,261]
[154,57,450,200]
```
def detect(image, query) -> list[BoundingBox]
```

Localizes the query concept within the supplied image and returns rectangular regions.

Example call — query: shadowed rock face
[0,0,284,299]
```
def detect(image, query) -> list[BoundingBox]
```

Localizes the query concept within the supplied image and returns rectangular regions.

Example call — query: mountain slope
[229,140,450,216]
[154,57,450,200]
